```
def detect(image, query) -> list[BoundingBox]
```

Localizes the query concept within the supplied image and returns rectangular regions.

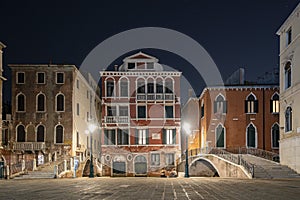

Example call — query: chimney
[114,65,118,71]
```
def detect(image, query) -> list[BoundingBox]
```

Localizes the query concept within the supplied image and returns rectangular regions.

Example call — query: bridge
[177,147,282,179]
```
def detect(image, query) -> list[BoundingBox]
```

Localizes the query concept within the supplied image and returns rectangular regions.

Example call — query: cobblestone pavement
[1,177,300,200]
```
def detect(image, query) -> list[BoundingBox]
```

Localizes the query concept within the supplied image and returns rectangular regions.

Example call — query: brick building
[100,52,181,176]
[8,64,101,167]
[198,85,279,152]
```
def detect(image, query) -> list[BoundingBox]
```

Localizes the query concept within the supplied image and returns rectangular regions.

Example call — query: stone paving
[0,177,300,200]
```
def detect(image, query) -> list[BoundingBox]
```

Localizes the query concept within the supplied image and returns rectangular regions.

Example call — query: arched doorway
[134,155,147,176]
[112,155,126,176]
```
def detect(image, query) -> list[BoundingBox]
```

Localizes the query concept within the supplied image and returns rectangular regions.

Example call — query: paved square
[0,177,300,199]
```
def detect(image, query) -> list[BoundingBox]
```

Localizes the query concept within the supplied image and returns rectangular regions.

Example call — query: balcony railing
[13,142,46,151]
[136,93,175,101]
[105,116,129,123]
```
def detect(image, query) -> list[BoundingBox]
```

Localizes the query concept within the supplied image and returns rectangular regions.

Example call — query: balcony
[136,93,175,102]
[13,142,46,151]
[105,116,129,123]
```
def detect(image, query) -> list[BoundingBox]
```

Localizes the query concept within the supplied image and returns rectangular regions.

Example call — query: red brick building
[198,85,279,152]
[100,52,181,176]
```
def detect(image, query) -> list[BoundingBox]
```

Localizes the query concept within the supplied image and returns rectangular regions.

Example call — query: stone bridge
[177,154,252,179]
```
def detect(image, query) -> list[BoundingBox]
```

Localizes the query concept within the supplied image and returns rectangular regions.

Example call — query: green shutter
[104,129,108,145]
[117,129,121,145]
[146,129,149,144]
[172,129,176,144]
[162,129,166,144]
[254,100,259,113]
[223,101,227,113]
[245,100,248,113]
[135,129,138,145]
[112,130,116,145]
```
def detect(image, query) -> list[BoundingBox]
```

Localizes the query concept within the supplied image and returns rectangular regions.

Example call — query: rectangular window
[107,106,116,116]
[162,129,176,145]
[201,104,204,118]
[128,62,135,69]
[37,72,45,84]
[147,62,154,69]
[17,72,25,84]
[76,79,79,89]
[56,72,64,84]
[104,129,116,145]
[119,106,128,116]
[77,103,80,116]
[117,129,129,145]
[76,132,80,147]
[138,105,146,118]
[135,129,149,145]
[165,106,173,118]
[165,153,175,166]
[286,28,292,46]
[150,153,160,166]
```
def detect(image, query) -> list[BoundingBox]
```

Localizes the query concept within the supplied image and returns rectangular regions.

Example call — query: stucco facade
[8,64,101,165]
[100,52,181,176]
[277,3,300,173]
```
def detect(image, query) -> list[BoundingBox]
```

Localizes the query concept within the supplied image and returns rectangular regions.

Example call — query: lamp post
[86,124,97,178]
[183,123,191,178]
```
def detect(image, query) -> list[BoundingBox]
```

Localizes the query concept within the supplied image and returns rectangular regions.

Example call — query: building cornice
[100,71,182,77]
[0,41,6,49]
[276,3,300,35]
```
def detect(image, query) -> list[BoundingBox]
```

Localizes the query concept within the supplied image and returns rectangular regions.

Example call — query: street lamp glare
[183,123,191,134]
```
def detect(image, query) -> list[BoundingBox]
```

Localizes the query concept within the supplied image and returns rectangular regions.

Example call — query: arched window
[106,78,115,97]
[156,78,163,93]
[271,124,279,148]
[55,125,64,143]
[216,124,225,148]
[17,93,25,112]
[214,94,227,114]
[16,124,26,142]
[270,93,279,113]
[137,78,145,94]
[247,123,256,148]
[37,93,45,112]
[37,125,45,142]
[245,93,258,113]
[165,78,173,93]
[285,107,292,132]
[285,62,291,89]
[147,78,154,94]
[56,94,64,112]
[119,78,128,97]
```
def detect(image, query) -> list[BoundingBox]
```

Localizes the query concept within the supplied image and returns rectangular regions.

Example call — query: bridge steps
[241,155,300,179]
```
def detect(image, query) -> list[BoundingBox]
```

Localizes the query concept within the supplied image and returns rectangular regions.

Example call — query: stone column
[54,165,58,178]
[63,160,67,172]
[33,159,37,171]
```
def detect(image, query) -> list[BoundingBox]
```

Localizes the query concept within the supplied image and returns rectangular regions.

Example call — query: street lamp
[86,123,97,178]
[183,123,191,178]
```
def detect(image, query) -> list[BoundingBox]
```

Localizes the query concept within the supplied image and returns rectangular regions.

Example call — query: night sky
[0,0,299,103]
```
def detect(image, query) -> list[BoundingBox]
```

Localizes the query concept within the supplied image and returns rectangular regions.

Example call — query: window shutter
[162,129,166,144]
[112,130,116,145]
[117,129,121,145]
[135,129,138,145]
[172,129,176,144]
[254,100,259,113]
[104,130,108,145]
[146,129,149,144]
[223,101,227,113]
[270,100,273,113]
[245,100,248,113]
[214,101,217,113]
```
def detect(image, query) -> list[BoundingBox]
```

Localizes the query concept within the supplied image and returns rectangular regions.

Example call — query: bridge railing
[209,148,254,178]
[225,147,280,162]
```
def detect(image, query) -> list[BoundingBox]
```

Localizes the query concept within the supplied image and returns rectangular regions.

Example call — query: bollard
[63,160,67,172]
[33,158,37,171]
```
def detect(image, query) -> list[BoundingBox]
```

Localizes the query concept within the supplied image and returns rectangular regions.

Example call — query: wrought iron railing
[225,147,280,162]
[13,142,46,151]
